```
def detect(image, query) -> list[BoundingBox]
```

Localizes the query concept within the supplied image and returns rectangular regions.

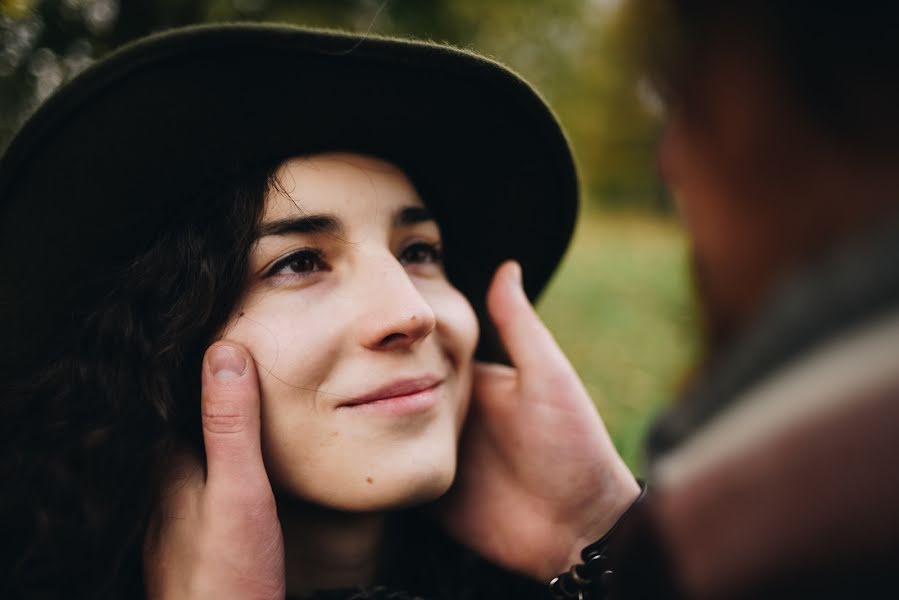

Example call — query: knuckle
[202,410,249,435]
[474,369,516,395]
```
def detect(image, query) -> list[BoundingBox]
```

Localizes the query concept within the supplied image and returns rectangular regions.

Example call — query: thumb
[486,260,568,373]
[201,342,268,491]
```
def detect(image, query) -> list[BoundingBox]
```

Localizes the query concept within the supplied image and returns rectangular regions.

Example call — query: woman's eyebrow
[256,214,343,239]
[394,206,434,227]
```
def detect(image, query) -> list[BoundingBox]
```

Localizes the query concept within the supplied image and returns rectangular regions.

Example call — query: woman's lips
[337,376,443,415]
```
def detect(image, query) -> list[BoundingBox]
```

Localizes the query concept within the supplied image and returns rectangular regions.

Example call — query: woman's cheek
[220,295,342,391]
[425,282,478,432]
[425,281,479,363]
[218,313,283,378]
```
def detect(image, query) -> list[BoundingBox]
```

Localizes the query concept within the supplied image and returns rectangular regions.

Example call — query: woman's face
[221,153,479,511]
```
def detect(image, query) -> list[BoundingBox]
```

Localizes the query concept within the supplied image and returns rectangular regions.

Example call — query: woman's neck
[278,496,386,596]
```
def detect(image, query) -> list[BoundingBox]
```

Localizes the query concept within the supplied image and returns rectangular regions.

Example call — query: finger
[155,449,205,515]
[472,361,517,393]
[143,450,205,596]
[471,361,518,412]
[486,260,570,373]
[201,342,268,492]
[473,360,517,380]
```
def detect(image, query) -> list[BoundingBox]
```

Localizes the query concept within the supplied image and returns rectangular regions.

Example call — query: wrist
[548,479,648,599]
[556,474,642,577]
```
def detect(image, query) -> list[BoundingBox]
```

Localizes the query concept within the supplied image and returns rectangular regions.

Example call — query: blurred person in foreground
[149,1,899,598]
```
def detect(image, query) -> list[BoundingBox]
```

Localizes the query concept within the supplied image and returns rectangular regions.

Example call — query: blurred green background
[0,0,699,472]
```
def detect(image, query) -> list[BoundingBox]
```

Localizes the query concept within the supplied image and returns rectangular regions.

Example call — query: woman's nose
[356,260,437,351]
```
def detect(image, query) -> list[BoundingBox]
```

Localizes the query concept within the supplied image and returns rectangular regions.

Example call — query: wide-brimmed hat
[0,23,578,362]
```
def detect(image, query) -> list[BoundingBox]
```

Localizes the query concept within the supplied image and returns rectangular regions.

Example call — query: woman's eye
[399,241,443,265]
[265,248,328,278]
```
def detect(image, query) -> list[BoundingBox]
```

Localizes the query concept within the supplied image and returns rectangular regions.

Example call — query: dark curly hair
[0,165,275,599]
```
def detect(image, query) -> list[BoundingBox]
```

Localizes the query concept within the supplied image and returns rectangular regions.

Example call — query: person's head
[0,24,577,597]
[225,152,478,510]
[632,0,899,350]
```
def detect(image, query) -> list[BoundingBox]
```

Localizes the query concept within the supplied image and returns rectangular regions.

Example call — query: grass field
[535,210,700,474]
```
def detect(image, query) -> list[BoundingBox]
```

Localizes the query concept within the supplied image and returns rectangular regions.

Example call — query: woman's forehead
[262,152,425,223]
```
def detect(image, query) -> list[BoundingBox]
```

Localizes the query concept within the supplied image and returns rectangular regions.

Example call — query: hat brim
[0,23,578,362]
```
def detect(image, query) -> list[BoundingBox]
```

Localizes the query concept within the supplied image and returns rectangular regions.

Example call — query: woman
[0,24,578,599]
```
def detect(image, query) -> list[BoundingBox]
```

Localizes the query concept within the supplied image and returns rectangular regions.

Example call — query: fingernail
[208,345,247,381]
[509,261,523,289]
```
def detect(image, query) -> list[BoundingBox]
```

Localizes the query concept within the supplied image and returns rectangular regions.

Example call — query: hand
[144,342,285,600]
[437,261,640,581]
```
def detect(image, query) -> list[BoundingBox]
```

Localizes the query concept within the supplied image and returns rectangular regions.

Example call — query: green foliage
[537,210,699,473]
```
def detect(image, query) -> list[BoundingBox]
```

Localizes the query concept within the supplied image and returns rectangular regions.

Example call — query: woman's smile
[336,374,444,415]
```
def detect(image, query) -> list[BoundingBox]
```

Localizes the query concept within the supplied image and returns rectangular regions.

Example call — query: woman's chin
[383,468,457,510]
[276,464,457,513]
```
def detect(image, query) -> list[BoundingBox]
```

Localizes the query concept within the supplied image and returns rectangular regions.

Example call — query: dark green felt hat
[0,23,578,362]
